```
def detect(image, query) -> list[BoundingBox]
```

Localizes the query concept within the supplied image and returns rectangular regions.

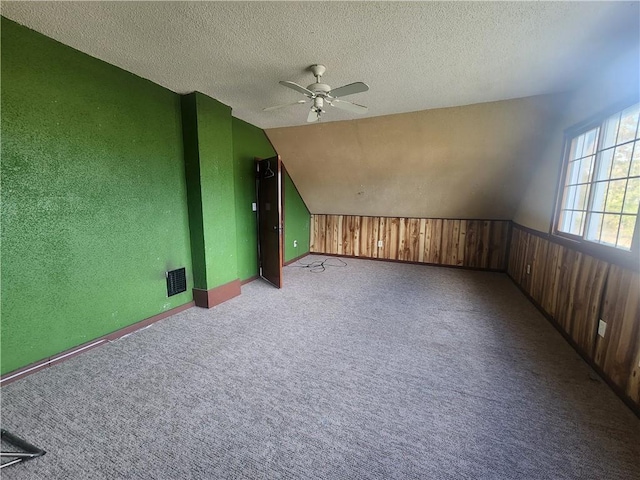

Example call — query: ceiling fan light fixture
[265,65,369,123]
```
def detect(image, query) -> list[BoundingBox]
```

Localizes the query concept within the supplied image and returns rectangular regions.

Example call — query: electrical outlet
[377,240,383,247]
[526,264,531,275]
[251,202,257,212]
[293,240,298,248]
[598,319,607,338]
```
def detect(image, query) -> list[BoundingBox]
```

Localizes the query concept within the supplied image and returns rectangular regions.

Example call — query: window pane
[605,179,627,213]
[617,215,635,250]
[568,137,579,161]
[575,184,589,210]
[586,212,604,241]
[602,113,621,149]
[591,181,609,212]
[600,214,621,245]
[595,148,614,181]
[623,178,640,214]
[617,215,636,250]
[566,160,580,185]
[617,104,640,144]
[571,211,585,236]
[559,104,639,251]
[630,141,640,178]
[573,134,585,160]
[558,209,572,233]
[563,185,577,210]
[578,155,594,183]
[610,143,633,179]
[583,128,599,156]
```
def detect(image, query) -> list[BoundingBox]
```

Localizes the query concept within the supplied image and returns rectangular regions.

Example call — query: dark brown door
[256,155,283,288]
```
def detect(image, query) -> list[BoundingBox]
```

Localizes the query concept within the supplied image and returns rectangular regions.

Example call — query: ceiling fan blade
[328,82,369,98]
[331,99,368,114]
[263,100,307,112]
[307,108,320,123]
[280,81,315,98]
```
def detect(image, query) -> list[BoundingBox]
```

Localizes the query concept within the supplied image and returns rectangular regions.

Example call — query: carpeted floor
[1,256,639,479]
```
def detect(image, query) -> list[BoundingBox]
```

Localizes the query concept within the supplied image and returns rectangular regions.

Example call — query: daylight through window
[556,103,640,251]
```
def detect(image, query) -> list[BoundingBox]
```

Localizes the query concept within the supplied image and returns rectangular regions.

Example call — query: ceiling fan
[264,64,369,123]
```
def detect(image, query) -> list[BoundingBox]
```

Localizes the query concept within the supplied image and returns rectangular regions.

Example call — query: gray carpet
[1,256,639,479]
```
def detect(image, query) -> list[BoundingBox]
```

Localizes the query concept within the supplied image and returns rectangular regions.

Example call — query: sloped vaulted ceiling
[267,94,569,218]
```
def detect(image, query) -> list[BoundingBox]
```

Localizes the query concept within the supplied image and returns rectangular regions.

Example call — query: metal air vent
[166,268,187,297]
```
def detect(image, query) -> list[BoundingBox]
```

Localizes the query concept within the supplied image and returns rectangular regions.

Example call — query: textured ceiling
[2,1,639,129]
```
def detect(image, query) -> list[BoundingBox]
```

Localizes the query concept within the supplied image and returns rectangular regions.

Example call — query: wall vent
[166,268,187,297]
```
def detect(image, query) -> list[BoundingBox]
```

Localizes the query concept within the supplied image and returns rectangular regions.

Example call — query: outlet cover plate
[598,319,607,338]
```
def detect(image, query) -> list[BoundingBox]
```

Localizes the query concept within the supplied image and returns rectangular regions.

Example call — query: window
[556,103,640,251]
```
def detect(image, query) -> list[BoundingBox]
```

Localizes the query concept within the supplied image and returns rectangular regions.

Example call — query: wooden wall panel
[551,246,580,334]
[359,216,379,259]
[507,227,528,284]
[540,242,565,318]
[629,343,640,405]
[327,214,340,254]
[422,219,443,264]
[309,215,508,270]
[525,235,550,304]
[379,217,400,260]
[489,221,510,271]
[463,220,489,268]
[508,224,639,413]
[397,218,420,262]
[441,219,467,266]
[564,253,609,355]
[594,265,640,400]
[341,215,360,257]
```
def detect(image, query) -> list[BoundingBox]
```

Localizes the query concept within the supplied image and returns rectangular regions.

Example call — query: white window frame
[553,100,640,259]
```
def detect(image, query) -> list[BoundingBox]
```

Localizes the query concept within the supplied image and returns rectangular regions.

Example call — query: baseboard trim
[0,301,195,387]
[506,273,640,419]
[193,279,241,308]
[308,251,506,272]
[284,252,311,266]
[241,275,259,285]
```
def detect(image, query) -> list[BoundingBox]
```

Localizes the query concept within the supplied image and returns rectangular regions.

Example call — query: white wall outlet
[251,202,257,212]
[526,264,531,275]
[293,240,298,248]
[598,319,607,338]
[377,240,383,247]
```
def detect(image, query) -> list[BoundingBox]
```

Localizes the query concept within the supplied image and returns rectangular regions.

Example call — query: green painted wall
[1,18,194,374]
[193,93,238,287]
[181,93,238,290]
[180,94,208,289]
[232,118,276,280]
[284,171,311,262]
[231,118,311,277]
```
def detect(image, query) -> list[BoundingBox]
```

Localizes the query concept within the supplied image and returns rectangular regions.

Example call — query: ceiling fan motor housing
[307,83,331,96]
[266,64,368,121]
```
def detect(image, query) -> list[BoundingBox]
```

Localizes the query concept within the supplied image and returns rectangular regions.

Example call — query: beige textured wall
[513,49,640,232]
[267,95,564,219]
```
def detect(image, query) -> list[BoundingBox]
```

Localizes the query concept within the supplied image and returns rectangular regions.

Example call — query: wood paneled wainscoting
[508,224,640,415]
[310,215,510,270]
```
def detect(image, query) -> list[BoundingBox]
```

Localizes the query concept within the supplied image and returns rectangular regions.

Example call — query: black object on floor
[0,429,46,469]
